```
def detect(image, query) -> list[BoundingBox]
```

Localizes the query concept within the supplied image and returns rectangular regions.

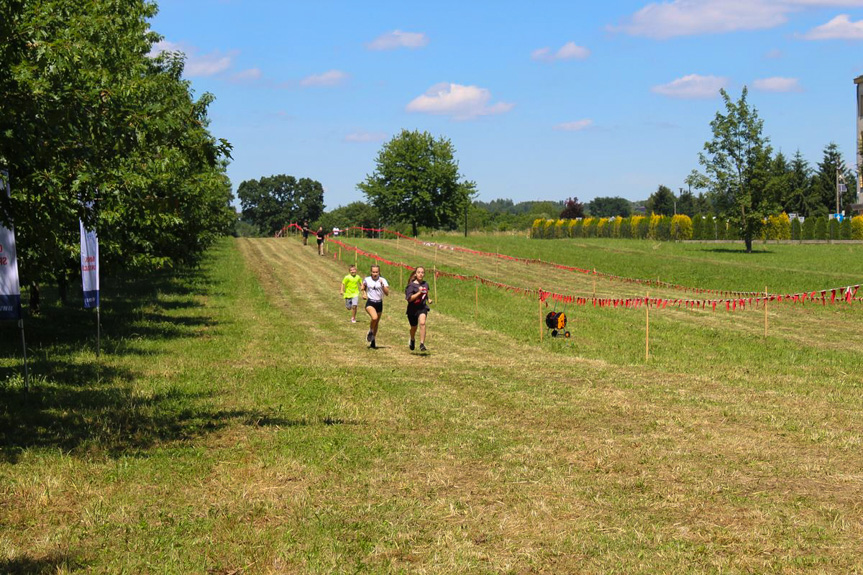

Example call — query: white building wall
[857,76,863,200]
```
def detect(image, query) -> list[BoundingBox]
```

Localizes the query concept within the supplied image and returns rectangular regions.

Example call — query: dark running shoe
[369,339,376,349]
[419,343,427,352]
[409,339,415,351]
[367,330,374,342]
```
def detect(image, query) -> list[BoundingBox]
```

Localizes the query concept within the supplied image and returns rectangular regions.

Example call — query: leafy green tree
[586,196,631,218]
[474,198,515,213]
[646,185,676,216]
[699,87,774,252]
[684,170,716,215]
[316,201,380,235]
[358,130,476,236]
[237,175,324,235]
[0,0,234,294]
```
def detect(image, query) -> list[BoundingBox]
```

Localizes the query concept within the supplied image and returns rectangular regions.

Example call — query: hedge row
[531,214,694,240]
[531,214,863,241]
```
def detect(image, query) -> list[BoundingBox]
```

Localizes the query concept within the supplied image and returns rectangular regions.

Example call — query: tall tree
[560,197,585,219]
[684,170,715,214]
[237,175,324,235]
[813,142,856,216]
[784,150,819,216]
[646,185,677,216]
[237,177,290,235]
[764,151,791,209]
[676,189,696,216]
[0,0,234,291]
[358,130,476,237]
[586,196,630,218]
[699,87,773,252]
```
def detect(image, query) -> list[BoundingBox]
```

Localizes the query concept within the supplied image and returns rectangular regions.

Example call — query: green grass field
[1,235,862,573]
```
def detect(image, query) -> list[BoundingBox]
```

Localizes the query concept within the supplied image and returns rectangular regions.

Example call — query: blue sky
[150,0,863,210]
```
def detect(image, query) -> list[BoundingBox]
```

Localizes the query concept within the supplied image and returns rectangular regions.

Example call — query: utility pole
[836,165,840,217]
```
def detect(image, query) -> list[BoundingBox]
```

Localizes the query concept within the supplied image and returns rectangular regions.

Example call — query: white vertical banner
[0,171,21,321]
[79,218,99,308]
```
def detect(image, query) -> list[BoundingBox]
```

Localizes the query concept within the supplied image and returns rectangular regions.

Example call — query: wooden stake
[475,279,479,318]
[539,295,543,342]
[645,292,650,361]
[433,265,438,304]
[764,285,768,338]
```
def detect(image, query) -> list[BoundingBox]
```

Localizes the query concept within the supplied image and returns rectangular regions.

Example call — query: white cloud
[802,14,863,39]
[344,131,388,143]
[532,41,591,62]
[150,40,234,77]
[300,70,349,87]
[554,119,594,131]
[406,83,514,120]
[185,52,232,77]
[229,68,262,84]
[752,76,803,92]
[611,0,863,39]
[652,74,728,98]
[367,30,429,50]
[614,0,788,38]
[765,48,784,58]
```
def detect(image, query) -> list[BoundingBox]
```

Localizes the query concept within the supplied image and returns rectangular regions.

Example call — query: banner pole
[433,266,438,304]
[97,306,101,358]
[475,278,478,319]
[18,319,30,392]
[764,286,768,338]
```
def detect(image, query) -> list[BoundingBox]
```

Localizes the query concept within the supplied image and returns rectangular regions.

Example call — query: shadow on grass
[0,552,85,575]
[0,377,320,463]
[0,257,311,461]
[701,247,773,254]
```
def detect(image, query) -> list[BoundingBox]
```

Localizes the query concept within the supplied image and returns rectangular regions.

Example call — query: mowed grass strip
[0,236,861,573]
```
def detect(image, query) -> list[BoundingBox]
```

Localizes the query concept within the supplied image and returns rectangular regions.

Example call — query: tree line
[1,0,235,302]
[574,88,859,252]
[238,88,860,250]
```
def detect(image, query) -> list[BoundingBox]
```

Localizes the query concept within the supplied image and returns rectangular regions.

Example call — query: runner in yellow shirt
[340,264,363,323]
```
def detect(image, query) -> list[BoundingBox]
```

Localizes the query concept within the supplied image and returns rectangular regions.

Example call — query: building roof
[856,75,863,85]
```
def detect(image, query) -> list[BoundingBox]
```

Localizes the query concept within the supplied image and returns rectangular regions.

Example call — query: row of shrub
[531,214,863,241]
[531,214,694,241]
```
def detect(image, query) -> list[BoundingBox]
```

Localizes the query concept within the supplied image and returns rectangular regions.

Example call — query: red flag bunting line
[321,232,861,313]
[339,226,785,299]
